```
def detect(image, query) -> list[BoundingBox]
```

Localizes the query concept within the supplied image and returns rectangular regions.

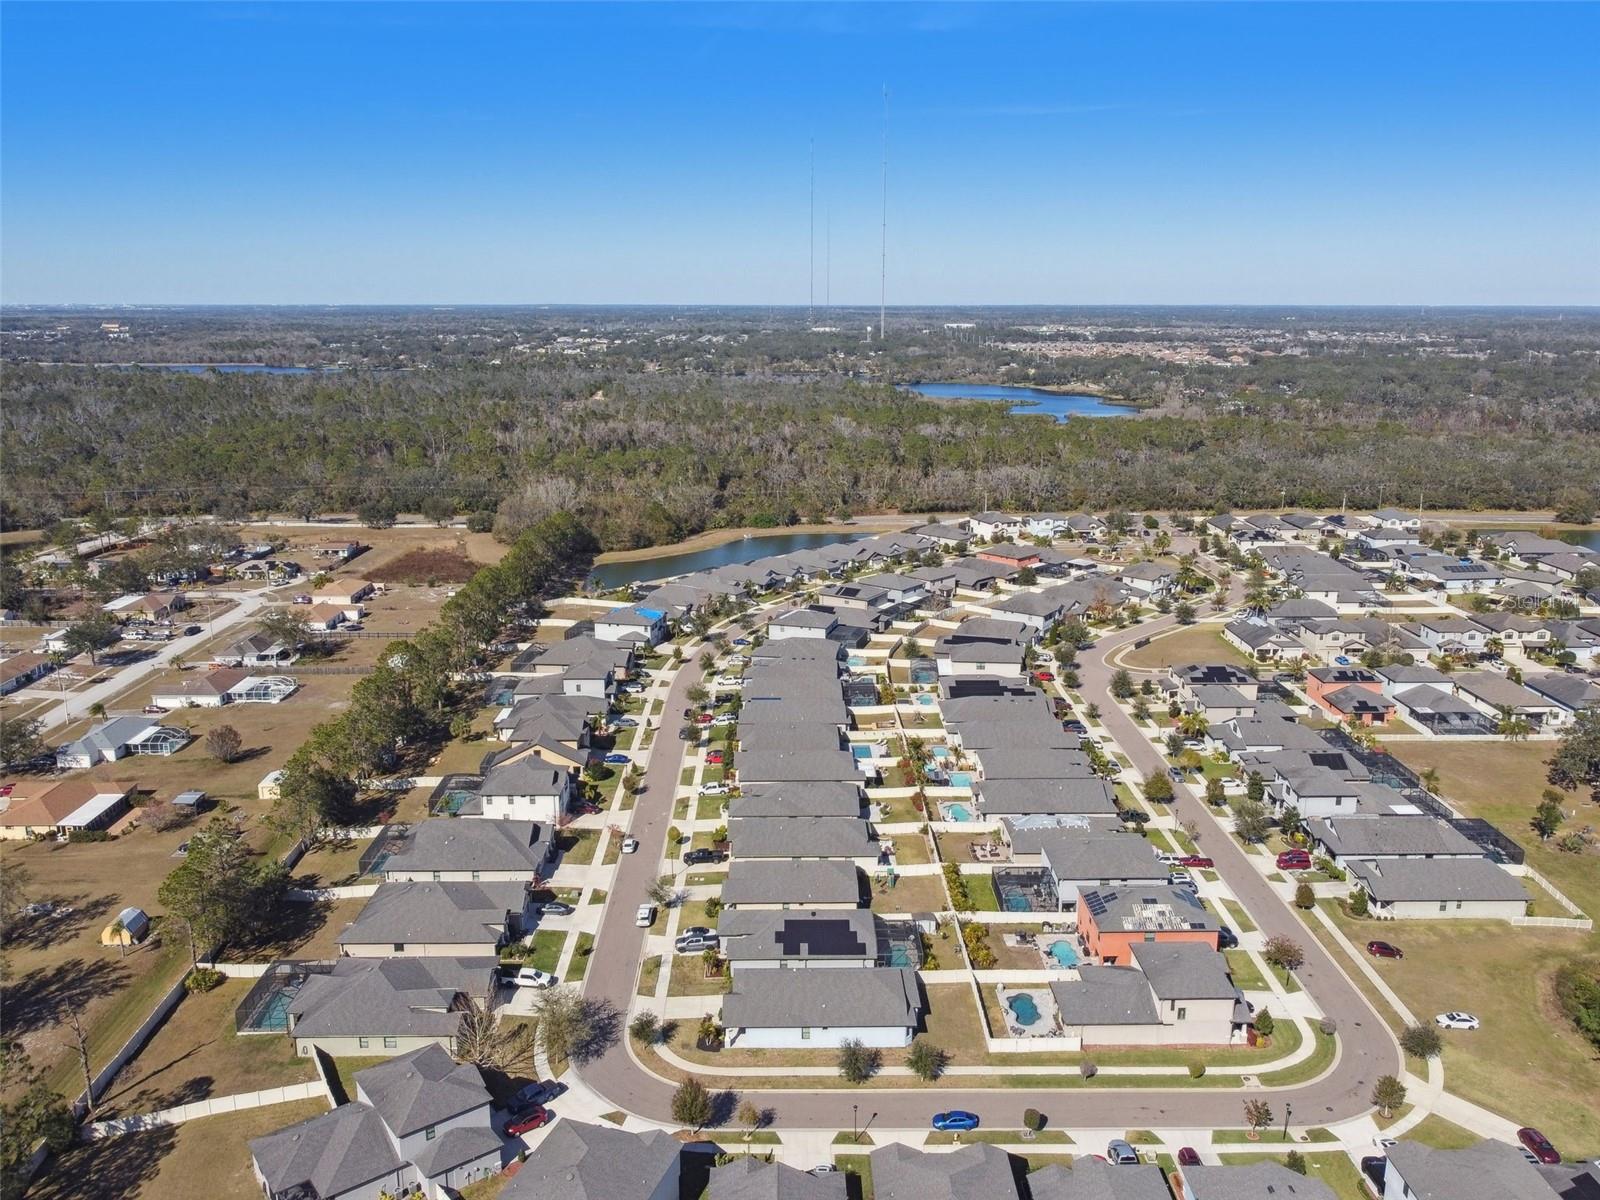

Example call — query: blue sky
[3,2,1597,305]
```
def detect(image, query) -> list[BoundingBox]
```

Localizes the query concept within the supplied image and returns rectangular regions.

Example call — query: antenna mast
[808,137,815,328]
[880,85,889,342]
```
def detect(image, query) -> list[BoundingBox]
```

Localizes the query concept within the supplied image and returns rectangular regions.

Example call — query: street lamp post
[852,1104,858,1143]
[1283,1102,1293,1142]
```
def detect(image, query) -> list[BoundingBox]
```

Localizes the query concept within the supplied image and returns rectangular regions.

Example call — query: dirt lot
[25,1096,331,1200]
[1119,623,1253,670]
[95,978,316,1118]
[366,546,479,585]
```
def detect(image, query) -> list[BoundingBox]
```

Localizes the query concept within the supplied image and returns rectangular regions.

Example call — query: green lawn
[1224,949,1268,992]
[562,932,595,982]
[518,930,566,974]
[637,955,662,996]
[965,872,1001,912]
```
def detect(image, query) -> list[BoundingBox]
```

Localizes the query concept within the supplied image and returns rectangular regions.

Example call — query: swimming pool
[851,744,874,760]
[916,694,936,707]
[847,655,866,668]
[948,771,974,788]
[943,803,974,822]
[1007,993,1042,1026]
[930,746,949,760]
[1046,940,1078,968]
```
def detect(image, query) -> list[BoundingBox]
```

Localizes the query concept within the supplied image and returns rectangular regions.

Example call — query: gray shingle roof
[708,1155,850,1200]
[479,757,568,796]
[867,1142,1020,1200]
[721,966,919,1032]
[1027,1159,1173,1200]
[1384,1139,1561,1200]
[503,1119,681,1200]
[718,908,881,964]
[1349,858,1528,904]
[1035,832,1166,882]
[728,817,877,860]
[249,1103,404,1199]
[336,881,526,947]
[354,1043,490,1136]
[380,818,551,876]
[1181,1162,1337,1199]
[1130,941,1239,1001]
[721,860,863,907]
[728,781,864,819]
[288,957,495,1040]
[736,749,862,784]
[974,776,1117,816]
[1051,967,1160,1026]
[1309,815,1481,859]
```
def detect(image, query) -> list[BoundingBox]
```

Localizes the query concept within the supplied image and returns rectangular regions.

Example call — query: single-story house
[1029,1160,1171,1200]
[727,817,880,866]
[311,578,376,608]
[1051,942,1246,1047]
[721,965,921,1047]
[337,881,529,957]
[709,1157,848,1200]
[1180,1162,1337,1200]
[0,777,133,840]
[1307,815,1483,871]
[720,860,864,910]
[0,652,55,695]
[55,716,191,768]
[718,908,882,969]
[379,818,553,882]
[287,956,497,1057]
[1382,1137,1562,1200]
[502,1120,681,1200]
[218,631,299,668]
[1348,858,1529,920]
[866,1142,1020,1200]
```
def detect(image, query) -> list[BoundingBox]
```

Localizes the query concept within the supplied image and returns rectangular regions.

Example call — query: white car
[1434,1012,1480,1030]
[621,836,639,854]
[714,676,745,690]
[711,714,737,727]
[635,904,657,928]
[698,783,730,797]
[510,967,557,989]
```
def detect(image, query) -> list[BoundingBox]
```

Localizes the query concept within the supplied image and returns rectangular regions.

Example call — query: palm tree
[1495,706,1532,742]
[1177,711,1211,740]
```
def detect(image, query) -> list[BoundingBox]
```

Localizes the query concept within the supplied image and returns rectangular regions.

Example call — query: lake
[588,529,868,589]
[1480,527,1600,552]
[905,381,1134,421]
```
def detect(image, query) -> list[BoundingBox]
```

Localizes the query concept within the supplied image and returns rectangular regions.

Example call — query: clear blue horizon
[4,2,1597,306]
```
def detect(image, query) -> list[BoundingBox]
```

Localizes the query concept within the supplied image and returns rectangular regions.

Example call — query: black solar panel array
[773,918,868,957]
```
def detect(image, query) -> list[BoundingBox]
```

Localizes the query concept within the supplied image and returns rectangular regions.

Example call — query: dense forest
[2,307,1597,551]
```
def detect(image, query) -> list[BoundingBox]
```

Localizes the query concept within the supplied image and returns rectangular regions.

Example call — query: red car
[705,750,725,765]
[1518,1127,1560,1165]
[1366,940,1403,960]
[507,1104,552,1136]
[1178,855,1214,869]
[1276,849,1312,871]
[696,713,714,725]
[1177,1147,1201,1167]
[1033,670,1055,682]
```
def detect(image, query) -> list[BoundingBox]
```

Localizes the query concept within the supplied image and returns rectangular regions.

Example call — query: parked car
[621,836,639,854]
[683,848,725,866]
[1366,940,1403,959]
[511,1080,561,1108]
[711,714,737,727]
[1360,1156,1387,1195]
[506,967,557,989]
[506,1104,552,1136]
[1177,1147,1201,1167]
[675,933,719,953]
[1434,1012,1480,1030]
[1167,767,1185,782]
[1178,855,1214,869]
[635,904,656,927]
[705,750,725,765]
[809,1165,838,1176]
[1517,1127,1560,1164]
[679,727,696,740]
[1157,853,1184,867]
[603,753,631,765]
[678,925,714,940]
[141,704,166,715]
[1106,1139,1140,1165]
[731,637,750,646]
[696,713,715,725]
[611,716,639,728]
[699,783,730,797]
[533,901,575,917]
[1033,670,1055,682]
[291,594,312,604]
[1063,720,1088,734]
[1276,849,1313,871]
[1217,926,1239,949]
[931,1111,980,1133]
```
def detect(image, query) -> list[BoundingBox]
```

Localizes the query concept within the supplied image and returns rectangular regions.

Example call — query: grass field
[1120,624,1253,670]
[26,1097,331,1200]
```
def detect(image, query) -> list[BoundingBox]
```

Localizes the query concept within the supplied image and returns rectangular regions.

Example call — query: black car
[1360,1156,1386,1194]
[1218,925,1238,949]
[683,848,726,866]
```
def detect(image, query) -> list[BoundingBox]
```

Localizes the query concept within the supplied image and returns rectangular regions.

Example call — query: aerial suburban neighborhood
[3,501,1597,1199]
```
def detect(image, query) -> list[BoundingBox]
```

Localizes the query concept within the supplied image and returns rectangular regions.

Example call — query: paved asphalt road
[578,605,1401,1131]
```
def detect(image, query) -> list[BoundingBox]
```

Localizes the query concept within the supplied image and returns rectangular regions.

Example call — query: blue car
[931,1111,980,1133]
[732,637,750,646]
[603,753,631,765]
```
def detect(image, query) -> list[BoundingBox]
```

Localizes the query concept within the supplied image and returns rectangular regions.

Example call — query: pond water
[905,381,1134,421]
[587,529,867,589]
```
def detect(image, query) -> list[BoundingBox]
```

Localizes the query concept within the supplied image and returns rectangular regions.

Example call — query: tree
[357,497,398,529]
[206,724,244,764]
[1399,1022,1443,1059]
[156,817,268,965]
[420,495,456,526]
[1016,566,1038,586]
[1204,776,1227,807]
[1294,882,1315,910]
[1143,770,1174,805]
[1549,710,1600,794]
[1553,487,1596,525]
[1348,887,1370,917]
[906,1037,948,1082]
[1230,796,1272,843]
[1284,1149,1307,1174]
[255,608,313,650]
[1254,1008,1275,1040]
[1371,1074,1407,1117]
[1279,804,1306,841]
[838,1038,880,1084]
[1243,1099,1274,1137]
[0,1043,72,1197]
[270,755,352,848]
[1262,935,1306,976]
[737,1099,762,1141]
[63,612,120,665]
[0,716,44,769]
[1245,771,1265,805]
[1174,601,1197,625]
[629,1011,660,1044]
[1553,959,1600,1052]
[1110,668,1135,700]
[453,1000,537,1073]
[670,1078,713,1130]
[646,875,679,908]
[1533,790,1565,840]
[531,986,591,1065]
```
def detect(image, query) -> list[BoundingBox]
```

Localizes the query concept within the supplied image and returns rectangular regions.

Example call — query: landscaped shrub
[1023,1107,1046,1132]
[185,967,225,993]
[1079,1059,1097,1079]
[961,923,996,969]
[1187,1060,1206,1078]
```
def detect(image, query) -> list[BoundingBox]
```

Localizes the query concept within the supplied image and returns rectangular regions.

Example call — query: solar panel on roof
[773,919,868,957]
